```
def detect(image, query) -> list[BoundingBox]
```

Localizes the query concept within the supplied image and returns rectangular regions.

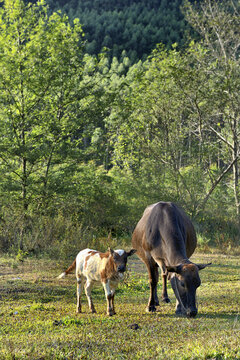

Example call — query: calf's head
[167,263,211,318]
[109,248,136,274]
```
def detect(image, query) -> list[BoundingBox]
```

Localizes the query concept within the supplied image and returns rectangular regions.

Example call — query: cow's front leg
[102,281,115,316]
[85,279,96,313]
[146,263,159,312]
[147,278,157,312]
[175,299,183,315]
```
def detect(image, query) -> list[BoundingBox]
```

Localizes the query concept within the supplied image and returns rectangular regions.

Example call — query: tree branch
[196,150,240,214]
[209,125,234,149]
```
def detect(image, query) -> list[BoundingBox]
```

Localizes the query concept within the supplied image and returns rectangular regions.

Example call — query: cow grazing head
[109,248,137,274]
[167,262,211,318]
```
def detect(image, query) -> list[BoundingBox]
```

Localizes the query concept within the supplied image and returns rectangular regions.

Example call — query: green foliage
[15,249,28,263]
[0,0,85,212]
[46,0,193,62]
[105,3,240,229]
[0,0,240,256]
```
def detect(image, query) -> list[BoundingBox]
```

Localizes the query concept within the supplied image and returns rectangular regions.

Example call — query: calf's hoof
[146,305,156,313]
[76,308,82,314]
[91,308,97,314]
[107,310,115,316]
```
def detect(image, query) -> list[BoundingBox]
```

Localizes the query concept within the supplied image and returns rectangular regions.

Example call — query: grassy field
[0,252,239,360]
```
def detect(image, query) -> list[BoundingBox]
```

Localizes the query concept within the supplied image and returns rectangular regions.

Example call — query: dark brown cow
[132,201,211,317]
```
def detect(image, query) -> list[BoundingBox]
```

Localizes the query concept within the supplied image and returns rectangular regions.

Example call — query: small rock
[128,323,139,330]
[53,320,63,326]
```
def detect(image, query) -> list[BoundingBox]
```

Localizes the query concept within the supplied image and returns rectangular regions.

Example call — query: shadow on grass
[0,279,117,305]
[197,311,239,320]
[0,281,75,303]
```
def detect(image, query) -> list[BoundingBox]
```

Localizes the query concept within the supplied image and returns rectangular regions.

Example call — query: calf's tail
[58,259,76,279]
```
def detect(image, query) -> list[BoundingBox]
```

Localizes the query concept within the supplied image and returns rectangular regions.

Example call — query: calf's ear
[108,247,114,256]
[127,249,137,257]
[196,262,212,270]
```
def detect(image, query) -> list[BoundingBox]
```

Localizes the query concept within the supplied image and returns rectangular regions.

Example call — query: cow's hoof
[76,308,82,314]
[91,309,97,314]
[175,309,184,316]
[162,297,171,303]
[146,305,156,312]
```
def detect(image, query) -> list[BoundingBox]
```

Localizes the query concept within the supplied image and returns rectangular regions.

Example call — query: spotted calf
[58,248,136,316]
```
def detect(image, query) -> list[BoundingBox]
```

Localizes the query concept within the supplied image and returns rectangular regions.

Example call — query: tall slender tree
[0,0,85,246]
[184,0,240,220]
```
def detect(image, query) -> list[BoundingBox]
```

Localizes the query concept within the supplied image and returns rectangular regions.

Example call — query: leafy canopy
[0,0,85,210]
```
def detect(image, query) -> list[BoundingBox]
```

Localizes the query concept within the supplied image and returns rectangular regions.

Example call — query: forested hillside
[47,0,192,62]
[0,0,239,257]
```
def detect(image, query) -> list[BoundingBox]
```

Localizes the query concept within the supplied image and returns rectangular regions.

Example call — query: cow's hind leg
[159,263,170,303]
[85,279,96,313]
[162,272,170,303]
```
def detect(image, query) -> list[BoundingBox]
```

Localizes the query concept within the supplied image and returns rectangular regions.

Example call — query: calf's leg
[85,279,96,313]
[110,288,116,315]
[102,281,115,316]
[76,276,84,313]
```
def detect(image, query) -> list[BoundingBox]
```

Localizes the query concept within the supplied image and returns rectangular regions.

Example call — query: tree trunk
[232,117,240,222]
[22,157,28,211]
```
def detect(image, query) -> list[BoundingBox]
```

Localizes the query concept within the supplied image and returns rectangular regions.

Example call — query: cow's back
[132,202,197,259]
[177,205,197,258]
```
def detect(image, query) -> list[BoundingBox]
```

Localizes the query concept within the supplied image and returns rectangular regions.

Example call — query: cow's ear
[127,249,137,257]
[166,265,182,274]
[196,263,212,270]
[108,247,114,256]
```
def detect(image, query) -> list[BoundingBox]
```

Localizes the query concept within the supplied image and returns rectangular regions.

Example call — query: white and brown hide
[58,248,136,316]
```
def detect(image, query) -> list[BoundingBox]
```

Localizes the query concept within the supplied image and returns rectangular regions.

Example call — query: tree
[0,0,85,246]
[183,0,240,221]
[46,0,191,61]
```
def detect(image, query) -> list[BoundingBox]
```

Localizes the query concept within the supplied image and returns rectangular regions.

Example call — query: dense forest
[46,0,193,62]
[0,0,239,258]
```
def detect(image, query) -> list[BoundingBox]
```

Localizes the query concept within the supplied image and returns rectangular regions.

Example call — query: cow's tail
[58,259,76,279]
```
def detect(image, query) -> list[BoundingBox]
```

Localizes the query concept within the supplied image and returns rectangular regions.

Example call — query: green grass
[0,253,239,359]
